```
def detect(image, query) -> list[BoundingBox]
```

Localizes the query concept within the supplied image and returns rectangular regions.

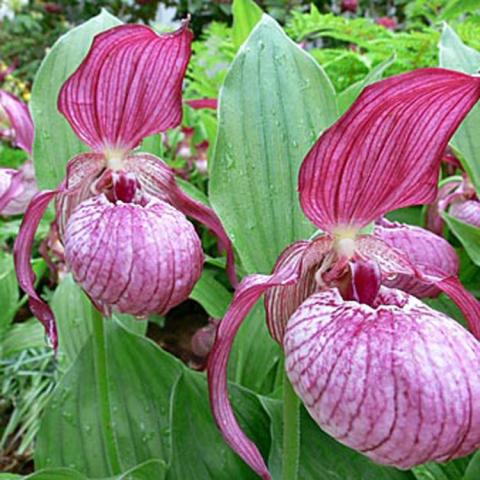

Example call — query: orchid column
[14,22,237,349]
[208,69,480,479]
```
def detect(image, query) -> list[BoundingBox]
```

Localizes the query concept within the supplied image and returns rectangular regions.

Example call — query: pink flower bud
[64,194,204,316]
[285,287,480,469]
[341,0,358,13]
[376,17,397,30]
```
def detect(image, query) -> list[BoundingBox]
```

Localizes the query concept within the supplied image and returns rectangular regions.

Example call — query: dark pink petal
[125,153,238,287]
[429,275,480,339]
[207,245,309,479]
[0,168,23,214]
[356,235,417,279]
[345,259,381,305]
[265,237,332,342]
[0,90,34,155]
[357,232,480,339]
[13,190,59,349]
[186,98,218,110]
[285,287,480,468]
[450,200,480,228]
[58,23,192,152]
[374,219,459,298]
[299,69,480,232]
[64,195,204,316]
[56,153,106,238]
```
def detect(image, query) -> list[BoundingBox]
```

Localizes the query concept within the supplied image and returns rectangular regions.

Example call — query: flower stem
[282,371,300,480]
[91,306,121,475]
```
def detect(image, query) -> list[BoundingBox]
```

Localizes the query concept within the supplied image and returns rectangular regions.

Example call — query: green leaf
[439,24,480,74]
[413,458,470,480]
[51,275,146,370]
[0,253,19,335]
[35,319,270,479]
[232,0,263,50]
[442,211,480,266]
[2,319,46,356]
[439,25,480,194]
[0,460,167,480]
[337,55,396,115]
[189,269,232,318]
[229,302,282,394]
[210,15,338,275]
[260,399,416,480]
[442,0,480,20]
[30,10,122,190]
[465,451,480,480]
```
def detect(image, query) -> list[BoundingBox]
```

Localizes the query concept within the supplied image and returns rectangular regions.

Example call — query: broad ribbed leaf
[189,270,232,318]
[210,14,337,275]
[260,398,416,480]
[300,69,480,232]
[0,253,19,334]
[30,10,122,190]
[439,25,480,194]
[35,320,270,479]
[0,460,167,479]
[58,24,192,152]
[51,275,146,370]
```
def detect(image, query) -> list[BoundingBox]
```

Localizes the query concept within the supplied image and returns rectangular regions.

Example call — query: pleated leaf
[210,14,337,275]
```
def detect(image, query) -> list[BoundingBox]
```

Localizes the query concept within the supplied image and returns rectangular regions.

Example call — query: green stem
[91,307,121,475]
[282,372,300,480]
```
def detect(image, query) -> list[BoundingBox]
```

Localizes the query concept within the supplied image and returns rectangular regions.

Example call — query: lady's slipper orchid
[207,69,480,479]
[0,90,37,215]
[14,23,237,349]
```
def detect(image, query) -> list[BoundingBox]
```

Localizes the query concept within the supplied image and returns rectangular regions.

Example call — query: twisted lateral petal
[0,90,34,154]
[64,195,203,316]
[56,153,106,237]
[14,190,59,349]
[125,153,238,286]
[374,219,459,298]
[299,69,480,232]
[58,23,192,152]
[430,276,480,339]
[284,287,480,468]
[450,200,480,228]
[265,237,332,342]
[208,242,309,480]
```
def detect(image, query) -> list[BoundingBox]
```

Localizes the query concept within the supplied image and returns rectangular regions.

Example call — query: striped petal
[299,69,480,232]
[374,219,459,298]
[58,23,192,152]
[265,237,332,342]
[285,287,480,468]
[207,242,308,479]
[13,190,59,349]
[0,90,34,155]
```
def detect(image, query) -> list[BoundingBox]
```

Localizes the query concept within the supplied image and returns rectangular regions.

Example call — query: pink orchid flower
[207,69,480,479]
[14,22,237,350]
[0,90,37,216]
[427,174,480,234]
